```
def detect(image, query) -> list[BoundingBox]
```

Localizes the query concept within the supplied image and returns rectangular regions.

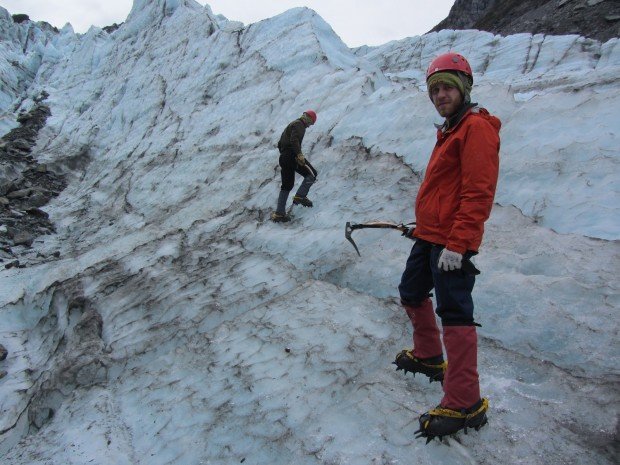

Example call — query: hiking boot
[393,349,446,383]
[415,398,489,443]
[271,212,291,223]
[292,195,313,207]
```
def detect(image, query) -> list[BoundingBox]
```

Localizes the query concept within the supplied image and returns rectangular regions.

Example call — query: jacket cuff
[445,243,467,255]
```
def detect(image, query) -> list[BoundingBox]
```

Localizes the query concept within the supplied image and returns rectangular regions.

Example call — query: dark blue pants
[398,239,476,326]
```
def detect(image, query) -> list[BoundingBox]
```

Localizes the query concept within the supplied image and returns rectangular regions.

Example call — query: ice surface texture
[0,1,618,464]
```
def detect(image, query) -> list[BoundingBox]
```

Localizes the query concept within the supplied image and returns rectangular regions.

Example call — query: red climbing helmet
[426,52,473,82]
[304,110,317,124]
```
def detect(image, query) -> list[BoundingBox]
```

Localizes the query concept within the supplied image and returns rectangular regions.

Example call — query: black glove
[401,226,415,240]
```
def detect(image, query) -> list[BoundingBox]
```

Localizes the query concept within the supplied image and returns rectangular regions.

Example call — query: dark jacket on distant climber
[278,119,306,156]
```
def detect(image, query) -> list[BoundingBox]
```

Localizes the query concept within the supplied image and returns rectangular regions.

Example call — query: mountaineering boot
[415,398,489,443]
[415,325,485,443]
[293,195,313,207]
[271,212,291,223]
[393,350,446,383]
[393,298,445,381]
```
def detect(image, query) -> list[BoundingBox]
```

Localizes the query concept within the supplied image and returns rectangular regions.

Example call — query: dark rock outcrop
[432,0,619,43]
[11,14,29,24]
[0,92,67,268]
[102,22,123,34]
[27,291,109,432]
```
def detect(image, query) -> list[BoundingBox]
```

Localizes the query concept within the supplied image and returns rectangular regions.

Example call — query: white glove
[437,248,463,271]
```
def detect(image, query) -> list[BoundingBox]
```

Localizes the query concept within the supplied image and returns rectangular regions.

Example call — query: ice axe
[345,221,480,275]
[345,221,413,256]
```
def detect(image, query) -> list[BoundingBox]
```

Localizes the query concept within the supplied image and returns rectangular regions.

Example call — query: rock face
[432,0,620,42]
[0,92,67,268]
[434,0,501,31]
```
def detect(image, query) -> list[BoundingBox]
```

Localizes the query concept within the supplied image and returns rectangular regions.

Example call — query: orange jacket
[413,107,501,254]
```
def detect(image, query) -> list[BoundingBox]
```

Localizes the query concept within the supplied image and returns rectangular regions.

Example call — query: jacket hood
[437,105,501,139]
[476,107,501,132]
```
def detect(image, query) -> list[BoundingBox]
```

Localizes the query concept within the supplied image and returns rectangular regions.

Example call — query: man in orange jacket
[394,52,500,441]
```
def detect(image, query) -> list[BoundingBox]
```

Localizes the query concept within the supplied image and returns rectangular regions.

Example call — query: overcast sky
[1,0,455,47]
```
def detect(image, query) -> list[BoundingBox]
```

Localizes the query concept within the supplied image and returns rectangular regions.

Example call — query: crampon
[292,195,313,207]
[271,212,291,223]
[393,349,446,384]
[414,398,489,444]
